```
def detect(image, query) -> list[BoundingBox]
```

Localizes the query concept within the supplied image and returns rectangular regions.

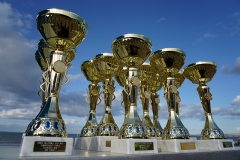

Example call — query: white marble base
[111,139,158,154]
[157,139,198,153]
[19,136,73,157]
[74,136,118,152]
[197,139,235,151]
[150,137,162,140]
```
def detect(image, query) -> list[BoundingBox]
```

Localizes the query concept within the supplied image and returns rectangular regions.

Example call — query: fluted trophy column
[138,62,157,137]
[183,61,225,140]
[149,73,165,137]
[25,8,88,137]
[80,60,102,137]
[93,53,121,136]
[112,34,152,139]
[174,71,185,117]
[150,48,190,139]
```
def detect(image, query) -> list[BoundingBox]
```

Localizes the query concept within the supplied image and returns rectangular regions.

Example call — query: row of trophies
[25,8,225,142]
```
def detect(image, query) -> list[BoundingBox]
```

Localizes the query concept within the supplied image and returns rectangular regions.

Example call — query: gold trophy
[149,73,165,137]
[112,34,152,138]
[183,61,225,139]
[93,53,121,136]
[138,62,157,137]
[174,71,185,117]
[80,60,102,137]
[114,67,129,138]
[150,48,190,139]
[25,8,88,137]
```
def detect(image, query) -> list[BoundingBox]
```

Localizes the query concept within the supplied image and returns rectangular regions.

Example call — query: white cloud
[236,127,240,131]
[156,17,166,23]
[197,32,218,42]
[67,74,82,81]
[222,57,240,75]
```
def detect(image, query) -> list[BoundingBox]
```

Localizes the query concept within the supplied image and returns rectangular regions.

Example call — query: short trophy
[150,48,198,153]
[174,71,185,117]
[138,62,157,137]
[183,61,234,151]
[80,60,102,137]
[93,53,120,136]
[74,60,102,150]
[114,67,129,139]
[20,8,88,157]
[111,34,158,154]
[149,73,165,137]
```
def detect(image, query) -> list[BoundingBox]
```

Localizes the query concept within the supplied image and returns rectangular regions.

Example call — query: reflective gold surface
[150,48,189,139]
[36,8,88,50]
[149,48,186,76]
[80,60,102,137]
[138,62,157,137]
[112,33,151,139]
[183,61,225,139]
[112,34,152,67]
[93,53,120,136]
[174,71,185,117]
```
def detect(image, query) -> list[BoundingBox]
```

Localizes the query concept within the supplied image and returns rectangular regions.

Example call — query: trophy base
[201,128,225,139]
[197,139,235,151]
[118,123,147,139]
[74,136,118,152]
[19,134,73,157]
[111,139,158,154]
[162,126,190,139]
[96,123,119,136]
[157,138,198,153]
[80,125,98,137]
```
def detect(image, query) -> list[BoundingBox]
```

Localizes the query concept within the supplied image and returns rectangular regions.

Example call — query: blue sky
[0,0,239,135]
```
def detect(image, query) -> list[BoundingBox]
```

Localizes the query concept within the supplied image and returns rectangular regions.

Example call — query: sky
[0,0,239,135]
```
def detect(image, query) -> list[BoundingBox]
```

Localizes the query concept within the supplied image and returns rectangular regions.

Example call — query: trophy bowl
[150,48,186,75]
[174,70,185,88]
[93,53,122,77]
[114,66,127,87]
[36,8,88,50]
[81,60,102,82]
[38,39,52,64]
[35,50,48,72]
[182,61,217,84]
[112,34,152,67]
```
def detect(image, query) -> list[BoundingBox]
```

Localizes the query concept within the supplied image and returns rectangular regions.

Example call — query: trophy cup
[111,34,158,154]
[80,60,102,137]
[114,67,129,139]
[150,48,190,140]
[138,62,157,137]
[149,73,165,137]
[174,71,185,117]
[183,61,225,140]
[20,8,88,157]
[93,53,121,136]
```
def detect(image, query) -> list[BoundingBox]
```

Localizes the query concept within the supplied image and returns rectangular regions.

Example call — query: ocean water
[0,132,239,145]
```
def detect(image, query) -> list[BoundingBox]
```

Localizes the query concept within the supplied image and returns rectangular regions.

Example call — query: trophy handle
[112,94,116,100]
[61,74,69,86]
[97,96,102,105]
[42,70,50,84]
[37,89,42,98]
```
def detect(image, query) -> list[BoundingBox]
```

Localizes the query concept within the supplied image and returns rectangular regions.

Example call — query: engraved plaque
[135,142,154,151]
[33,141,66,152]
[222,141,233,148]
[106,140,111,147]
[180,142,196,150]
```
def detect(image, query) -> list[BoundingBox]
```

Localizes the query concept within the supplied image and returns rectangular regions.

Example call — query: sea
[0,131,239,145]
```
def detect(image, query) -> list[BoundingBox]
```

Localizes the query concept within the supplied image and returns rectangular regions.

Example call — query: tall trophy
[174,71,185,117]
[80,60,102,137]
[93,53,121,136]
[183,61,225,139]
[149,73,165,137]
[111,34,158,154]
[150,48,190,139]
[21,8,88,157]
[138,62,157,137]
[114,67,129,138]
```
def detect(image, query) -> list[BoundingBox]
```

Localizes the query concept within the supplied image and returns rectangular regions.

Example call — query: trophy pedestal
[74,136,118,151]
[197,139,235,151]
[19,135,73,157]
[111,139,158,154]
[150,137,162,140]
[157,138,198,153]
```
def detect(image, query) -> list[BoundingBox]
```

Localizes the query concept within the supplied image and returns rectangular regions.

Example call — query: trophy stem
[163,77,189,139]
[80,82,100,137]
[118,67,146,139]
[197,84,225,139]
[140,82,157,137]
[151,91,163,137]
[96,78,119,136]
